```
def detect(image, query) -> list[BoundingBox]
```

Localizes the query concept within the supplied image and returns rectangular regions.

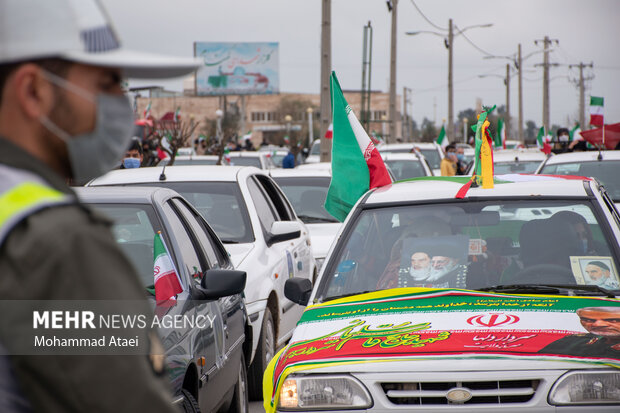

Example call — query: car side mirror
[284,277,313,306]
[193,269,247,300]
[266,221,302,246]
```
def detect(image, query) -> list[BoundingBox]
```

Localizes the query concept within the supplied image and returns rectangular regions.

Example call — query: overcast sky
[102,0,620,131]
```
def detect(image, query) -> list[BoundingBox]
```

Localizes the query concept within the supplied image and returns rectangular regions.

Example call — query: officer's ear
[11,64,57,120]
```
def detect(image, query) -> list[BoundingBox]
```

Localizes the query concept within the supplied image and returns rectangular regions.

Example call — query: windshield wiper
[297,214,338,224]
[322,290,374,302]
[478,284,616,298]
[220,239,240,244]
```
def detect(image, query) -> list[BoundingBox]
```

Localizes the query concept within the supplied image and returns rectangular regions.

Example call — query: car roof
[492,150,549,162]
[364,176,591,204]
[88,165,262,185]
[269,168,331,178]
[74,185,179,204]
[380,152,425,161]
[541,150,620,165]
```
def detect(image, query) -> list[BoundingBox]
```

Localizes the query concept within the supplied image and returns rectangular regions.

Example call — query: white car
[269,168,341,273]
[380,152,434,180]
[379,142,444,175]
[536,150,620,207]
[88,166,315,399]
[304,139,321,164]
[466,149,550,175]
[227,151,277,169]
[267,176,620,412]
[158,155,221,166]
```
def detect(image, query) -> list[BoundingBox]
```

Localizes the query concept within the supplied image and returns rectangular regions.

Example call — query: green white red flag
[536,126,552,155]
[495,118,506,149]
[570,123,582,142]
[436,125,448,150]
[324,123,333,139]
[143,101,152,119]
[324,72,391,222]
[589,96,604,126]
[173,106,181,123]
[153,232,183,304]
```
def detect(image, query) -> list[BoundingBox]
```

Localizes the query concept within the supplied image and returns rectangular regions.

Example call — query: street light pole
[306,107,314,148]
[518,44,523,143]
[319,0,332,162]
[215,109,223,144]
[505,63,511,139]
[447,18,454,143]
[388,0,398,143]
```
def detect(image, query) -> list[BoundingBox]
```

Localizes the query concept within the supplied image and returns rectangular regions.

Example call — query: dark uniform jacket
[0,139,175,412]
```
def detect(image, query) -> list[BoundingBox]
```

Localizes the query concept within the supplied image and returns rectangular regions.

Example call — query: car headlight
[278,374,372,410]
[549,370,620,405]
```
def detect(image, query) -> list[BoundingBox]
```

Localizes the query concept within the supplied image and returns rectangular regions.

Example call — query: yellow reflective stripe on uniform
[0,182,65,226]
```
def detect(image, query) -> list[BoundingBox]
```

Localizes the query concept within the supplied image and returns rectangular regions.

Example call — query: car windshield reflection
[540,160,620,201]
[318,200,620,302]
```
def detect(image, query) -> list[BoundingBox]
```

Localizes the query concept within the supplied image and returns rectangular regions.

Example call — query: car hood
[306,223,341,258]
[264,287,620,409]
[223,243,255,268]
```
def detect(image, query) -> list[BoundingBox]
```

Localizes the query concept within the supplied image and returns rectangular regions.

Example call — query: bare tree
[156,117,199,166]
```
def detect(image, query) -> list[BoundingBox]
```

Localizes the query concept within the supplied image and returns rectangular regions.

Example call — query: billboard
[194,42,279,96]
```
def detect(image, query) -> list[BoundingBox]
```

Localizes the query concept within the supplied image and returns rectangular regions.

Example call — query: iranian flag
[436,125,448,150]
[153,232,183,303]
[173,106,181,123]
[324,72,391,222]
[589,96,604,126]
[536,126,552,155]
[324,123,333,139]
[570,123,582,142]
[495,118,506,149]
[143,101,152,119]
[242,130,252,141]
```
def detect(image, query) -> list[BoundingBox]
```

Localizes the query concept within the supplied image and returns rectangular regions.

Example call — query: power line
[454,24,495,57]
[408,0,447,31]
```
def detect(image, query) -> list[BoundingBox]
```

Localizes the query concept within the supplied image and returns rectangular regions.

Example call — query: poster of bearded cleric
[398,235,469,288]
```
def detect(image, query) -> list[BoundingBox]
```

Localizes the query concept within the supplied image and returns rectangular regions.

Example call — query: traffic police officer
[0,0,198,411]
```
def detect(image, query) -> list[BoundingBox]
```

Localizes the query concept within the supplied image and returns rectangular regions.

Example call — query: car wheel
[180,388,201,413]
[227,353,249,413]
[248,310,275,400]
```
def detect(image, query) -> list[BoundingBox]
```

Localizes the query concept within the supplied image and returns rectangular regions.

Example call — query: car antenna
[159,164,167,181]
[597,148,603,161]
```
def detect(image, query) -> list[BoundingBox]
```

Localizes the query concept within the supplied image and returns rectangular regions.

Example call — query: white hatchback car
[266,176,620,412]
[269,169,341,273]
[379,142,444,175]
[466,149,551,175]
[380,152,434,180]
[536,150,620,207]
[88,166,315,398]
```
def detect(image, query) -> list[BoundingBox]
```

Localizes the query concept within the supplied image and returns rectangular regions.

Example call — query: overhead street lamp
[215,109,223,144]
[284,114,292,145]
[406,20,493,143]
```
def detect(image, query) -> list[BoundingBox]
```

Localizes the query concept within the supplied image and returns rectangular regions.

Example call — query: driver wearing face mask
[0,0,199,411]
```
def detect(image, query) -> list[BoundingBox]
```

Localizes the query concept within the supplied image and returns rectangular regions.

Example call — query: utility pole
[361,21,373,133]
[505,63,510,139]
[319,0,331,162]
[568,62,594,128]
[403,87,412,140]
[447,18,454,142]
[517,44,523,143]
[534,36,559,132]
[388,0,398,143]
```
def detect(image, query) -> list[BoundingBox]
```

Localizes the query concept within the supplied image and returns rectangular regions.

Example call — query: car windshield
[228,156,262,168]
[317,200,619,302]
[310,141,321,156]
[138,182,254,243]
[384,159,426,180]
[418,149,441,169]
[494,161,542,174]
[540,160,620,200]
[272,176,338,223]
[90,204,159,287]
[271,154,286,168]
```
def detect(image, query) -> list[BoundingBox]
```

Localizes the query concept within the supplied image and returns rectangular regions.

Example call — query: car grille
[381,379,540,405]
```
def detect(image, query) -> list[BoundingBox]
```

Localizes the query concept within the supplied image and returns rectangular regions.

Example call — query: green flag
[436,125,448,149]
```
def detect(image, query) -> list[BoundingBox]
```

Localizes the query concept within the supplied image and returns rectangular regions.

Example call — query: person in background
[440,144,458,176]
[0,0,198,411]
[120,137,143,168]
[553,127,570,154]
[282,148,295,168]
[455,146,467,175]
